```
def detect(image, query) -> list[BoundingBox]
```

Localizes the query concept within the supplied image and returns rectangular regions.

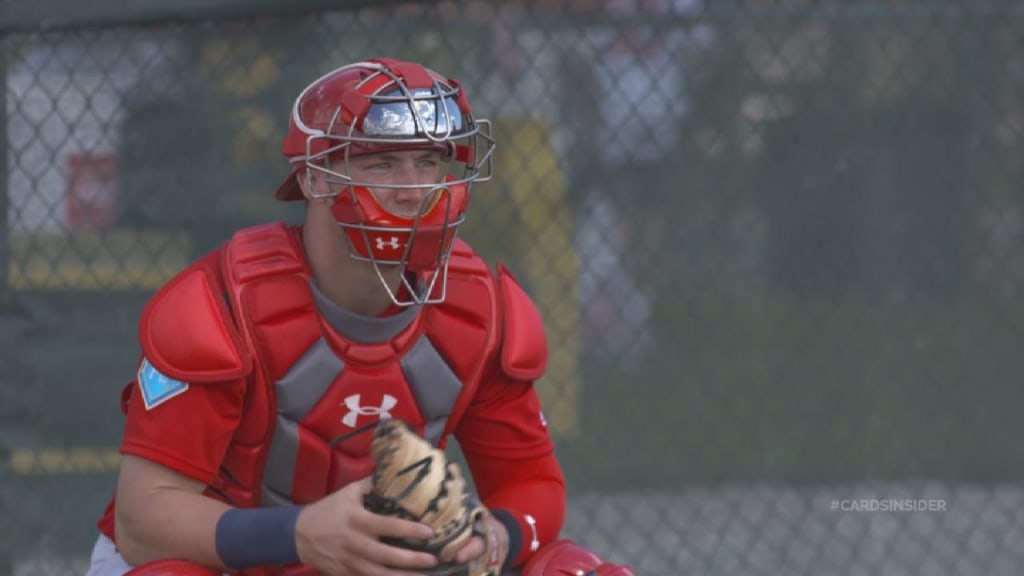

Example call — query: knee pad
[124,559,222,575]
[522,539,637,576]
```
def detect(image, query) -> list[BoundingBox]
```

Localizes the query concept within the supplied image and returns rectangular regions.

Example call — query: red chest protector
[137,222,546,514]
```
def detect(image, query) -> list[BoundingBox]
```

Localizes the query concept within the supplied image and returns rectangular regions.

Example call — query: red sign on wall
[66,153,118,231]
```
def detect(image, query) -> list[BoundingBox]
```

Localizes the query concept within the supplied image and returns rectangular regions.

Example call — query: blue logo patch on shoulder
[138,358,189,410]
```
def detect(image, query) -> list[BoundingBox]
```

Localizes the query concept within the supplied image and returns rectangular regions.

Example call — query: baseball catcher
[86,56,637,576]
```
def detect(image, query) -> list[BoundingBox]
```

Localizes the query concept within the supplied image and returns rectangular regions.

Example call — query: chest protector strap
[217,222,314,508]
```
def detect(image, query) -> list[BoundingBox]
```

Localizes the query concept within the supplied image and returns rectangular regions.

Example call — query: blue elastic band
[215,506,302,569]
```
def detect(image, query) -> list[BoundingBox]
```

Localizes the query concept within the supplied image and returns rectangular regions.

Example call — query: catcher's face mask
[276,58,495,307]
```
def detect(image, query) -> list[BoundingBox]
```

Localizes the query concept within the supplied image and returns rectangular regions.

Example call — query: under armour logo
[342,394,397,427]
[525,514,539,551]
[375,236,401,250]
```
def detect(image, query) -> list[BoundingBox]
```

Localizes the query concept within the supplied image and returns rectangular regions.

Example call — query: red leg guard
[591,563,638,576]
[123,559,222,575]
[521,539,637,576]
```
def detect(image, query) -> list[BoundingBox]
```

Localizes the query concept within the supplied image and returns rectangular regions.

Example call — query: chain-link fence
[3,0,1024,574]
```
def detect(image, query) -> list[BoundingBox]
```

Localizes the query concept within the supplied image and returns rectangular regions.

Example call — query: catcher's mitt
[364,418,504,576]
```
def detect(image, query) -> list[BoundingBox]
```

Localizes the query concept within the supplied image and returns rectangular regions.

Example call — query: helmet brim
[275,165,304,202]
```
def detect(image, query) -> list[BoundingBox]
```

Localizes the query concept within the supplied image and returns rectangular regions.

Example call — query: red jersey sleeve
[455,369,566,567]
[119,365,246,484]
[455,369,553,460]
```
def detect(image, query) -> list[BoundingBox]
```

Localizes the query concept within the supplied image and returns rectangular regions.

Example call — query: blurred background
[2,0,1024,574]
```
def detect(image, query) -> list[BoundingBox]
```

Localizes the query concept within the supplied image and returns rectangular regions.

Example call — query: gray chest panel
[401,336,463,445]
[276,338,344,421]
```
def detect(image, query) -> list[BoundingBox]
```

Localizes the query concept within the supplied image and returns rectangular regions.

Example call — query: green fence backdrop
[2,0,1024,574]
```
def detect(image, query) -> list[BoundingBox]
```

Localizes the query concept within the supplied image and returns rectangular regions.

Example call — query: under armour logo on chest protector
[342,393,398,427]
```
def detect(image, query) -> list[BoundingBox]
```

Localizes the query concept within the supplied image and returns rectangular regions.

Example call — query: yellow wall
[460,118,581,437]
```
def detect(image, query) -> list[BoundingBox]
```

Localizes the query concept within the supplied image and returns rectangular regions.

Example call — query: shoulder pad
[496,263,548,380]
[138,259,252,383]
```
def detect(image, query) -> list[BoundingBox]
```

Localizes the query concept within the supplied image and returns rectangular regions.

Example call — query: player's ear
[297,166,314,195]
[298,167,331,204]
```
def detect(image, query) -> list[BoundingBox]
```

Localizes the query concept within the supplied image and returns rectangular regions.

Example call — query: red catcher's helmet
[123,559,222,575]
[276,57,494,306]
[523,540,639,576]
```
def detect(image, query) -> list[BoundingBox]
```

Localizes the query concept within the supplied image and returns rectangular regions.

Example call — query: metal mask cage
[287,61,495,306]
[297,103,493,202]
[290,61,495,198]
[346,185,468,307]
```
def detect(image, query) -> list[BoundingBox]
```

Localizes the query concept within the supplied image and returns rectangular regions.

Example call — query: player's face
[348,149,445,218]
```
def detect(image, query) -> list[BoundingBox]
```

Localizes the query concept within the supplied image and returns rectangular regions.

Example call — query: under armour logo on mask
[375,236,401,250]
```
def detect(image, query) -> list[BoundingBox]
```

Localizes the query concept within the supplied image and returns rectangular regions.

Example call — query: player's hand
[454,514,509,574]
[294,476,439,576]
